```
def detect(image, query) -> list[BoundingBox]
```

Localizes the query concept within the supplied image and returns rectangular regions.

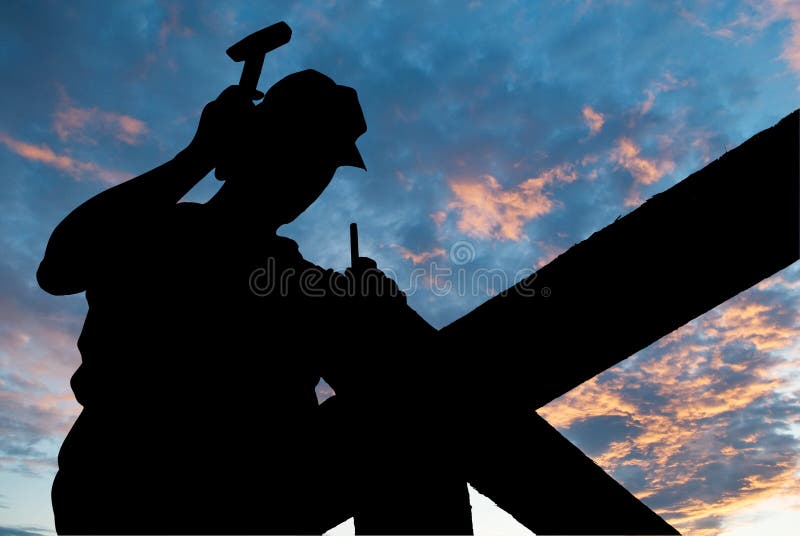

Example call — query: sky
[1,0,800,534]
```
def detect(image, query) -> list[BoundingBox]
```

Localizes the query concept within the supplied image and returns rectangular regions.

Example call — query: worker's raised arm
[37,86,254,295]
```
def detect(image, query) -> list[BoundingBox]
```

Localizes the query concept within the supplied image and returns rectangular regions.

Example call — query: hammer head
[227,21,292,99]
[227,21,292,62]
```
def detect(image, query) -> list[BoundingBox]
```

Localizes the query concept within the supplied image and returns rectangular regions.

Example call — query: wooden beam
[441,110,800,411]
[466,411,679,534]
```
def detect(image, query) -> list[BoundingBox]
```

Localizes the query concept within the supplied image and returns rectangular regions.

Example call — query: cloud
[540,273,800,535]
[141,2,195,73]
[582,105,605,136]
[0,133,128,185]
[0,293,82,476]
[771,0,800,72]
[390,244,446,264]
[430,211,447,227]
[447,164,578,241]
[53,92,148,145]
[677,1,800,75]
[609,137,675,206]
[639,89,657,116]
[534,241,567,269]
[637,73,694,116]
[158,2,194,50]
[611,137,674,185]
[705,301,799,351]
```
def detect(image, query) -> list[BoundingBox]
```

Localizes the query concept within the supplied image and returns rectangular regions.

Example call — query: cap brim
[339,143,366,171]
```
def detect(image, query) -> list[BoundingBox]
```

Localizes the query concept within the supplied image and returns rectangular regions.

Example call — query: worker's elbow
[37,258,85,295]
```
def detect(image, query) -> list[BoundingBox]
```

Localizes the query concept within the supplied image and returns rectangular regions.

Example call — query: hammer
[227,21,292,100]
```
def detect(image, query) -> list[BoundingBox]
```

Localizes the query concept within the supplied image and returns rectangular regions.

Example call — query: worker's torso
[61,202,339,474]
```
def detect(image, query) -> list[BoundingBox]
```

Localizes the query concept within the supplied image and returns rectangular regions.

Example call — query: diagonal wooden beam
[466,410,679,534]
[442,109,799,411]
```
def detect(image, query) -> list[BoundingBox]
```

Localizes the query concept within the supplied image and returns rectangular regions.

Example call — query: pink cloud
[430,211,447,227]
[139,3,194,75]
[737,1,800,73]
[534,241,567,269]
[447,164,577,241]
[159,3,194,50]
[0,133,129,184]
[781,20,800,72]
[637,73,694,116]
[53,92,148,145]
[582,105,605,136]
[679,2,800,74]
[639,89,657,116]
[0,298,82,473]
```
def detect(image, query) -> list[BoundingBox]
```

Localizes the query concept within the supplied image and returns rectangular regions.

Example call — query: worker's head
[215,69,367,225]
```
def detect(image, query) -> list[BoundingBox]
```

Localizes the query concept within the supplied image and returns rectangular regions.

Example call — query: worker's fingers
[344,261,406,302]
[216,84,247,100]
[214,85,257,111]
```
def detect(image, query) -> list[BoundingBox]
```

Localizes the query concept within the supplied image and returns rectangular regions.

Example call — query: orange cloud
[0,133,128,184]
[538,376,639,429]
[582,105,605,136]
[390,244,446,264]
[612,138,674,186]
[540,280,800,535]
[610,137,675,207]
[704,301,798,352]
[447,164,577,241]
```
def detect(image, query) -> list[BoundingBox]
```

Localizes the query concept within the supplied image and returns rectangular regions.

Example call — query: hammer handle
[239,55,265,98]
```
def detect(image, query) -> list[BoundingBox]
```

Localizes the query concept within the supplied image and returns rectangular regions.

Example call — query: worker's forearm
[53,147,211,237]
[157,144,215,204]
[38,148,213,294]
[87,145,212,211]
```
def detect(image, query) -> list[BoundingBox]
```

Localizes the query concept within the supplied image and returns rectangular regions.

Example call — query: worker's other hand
[321,258,422,400]
[185,85,256,177]
[345,256,406,304]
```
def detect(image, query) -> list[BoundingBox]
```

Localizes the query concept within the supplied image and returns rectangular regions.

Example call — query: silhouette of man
[39,70,472,534]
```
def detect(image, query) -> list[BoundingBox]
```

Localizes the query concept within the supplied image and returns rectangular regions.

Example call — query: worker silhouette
[39,70,472,534]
